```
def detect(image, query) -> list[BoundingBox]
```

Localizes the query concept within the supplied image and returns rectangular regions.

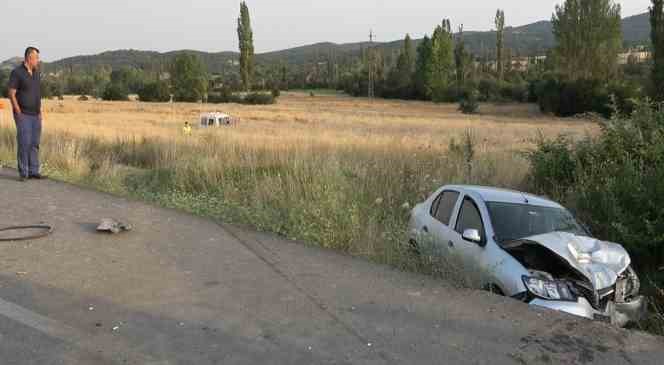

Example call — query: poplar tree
[414,35,433,100]
[454,25,471,88]
[429,19,455,102]
[237,1,255,91]
[495,10,505,81]
[552,0,622,81]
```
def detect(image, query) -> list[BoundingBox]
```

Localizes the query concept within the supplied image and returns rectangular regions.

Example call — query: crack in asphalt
[218,223,398,364]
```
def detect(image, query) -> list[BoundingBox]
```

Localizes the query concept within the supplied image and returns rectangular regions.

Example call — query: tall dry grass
[0,94,597,269]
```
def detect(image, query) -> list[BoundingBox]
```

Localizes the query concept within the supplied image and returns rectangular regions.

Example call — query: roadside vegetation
[528,100,664,334]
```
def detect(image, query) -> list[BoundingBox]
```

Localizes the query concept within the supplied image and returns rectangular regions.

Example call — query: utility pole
[368,29,375,99]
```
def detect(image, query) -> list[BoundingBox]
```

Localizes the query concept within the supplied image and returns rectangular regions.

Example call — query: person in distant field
[183,121,192,135]
[8,47,45,182]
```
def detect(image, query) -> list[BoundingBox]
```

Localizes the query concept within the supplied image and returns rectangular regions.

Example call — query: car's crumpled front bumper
[529,296,646,327]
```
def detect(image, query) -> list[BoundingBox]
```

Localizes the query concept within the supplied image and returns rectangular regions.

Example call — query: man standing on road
[7,47,46,182]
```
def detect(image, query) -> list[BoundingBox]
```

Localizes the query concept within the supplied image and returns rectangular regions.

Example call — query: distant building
[618,48,651,65]
[482,55,547,72]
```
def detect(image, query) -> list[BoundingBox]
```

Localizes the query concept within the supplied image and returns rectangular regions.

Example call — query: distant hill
[0,57,22,71]
[41,49,239,74]
[622,12,650,44]
[14,11,649,74]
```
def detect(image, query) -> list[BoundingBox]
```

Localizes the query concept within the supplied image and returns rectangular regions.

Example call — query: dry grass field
[2,93,595,153]
[0,93,598,266]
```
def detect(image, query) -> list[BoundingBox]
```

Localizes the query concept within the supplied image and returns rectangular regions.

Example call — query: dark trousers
[14,113,41,177]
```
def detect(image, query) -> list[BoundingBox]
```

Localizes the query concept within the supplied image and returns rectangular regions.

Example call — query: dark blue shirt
[8,64,41,115]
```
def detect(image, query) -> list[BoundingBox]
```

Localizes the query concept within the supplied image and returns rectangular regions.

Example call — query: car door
[449,195,489,287]
[425,190,461,257]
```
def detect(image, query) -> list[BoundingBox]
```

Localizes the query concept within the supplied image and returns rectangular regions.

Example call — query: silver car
[408,185,645,326]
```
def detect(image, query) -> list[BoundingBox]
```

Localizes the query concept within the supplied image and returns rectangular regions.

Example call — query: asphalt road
[0,167,662,365]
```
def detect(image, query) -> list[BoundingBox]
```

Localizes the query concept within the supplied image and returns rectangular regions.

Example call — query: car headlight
[522,276,577,302]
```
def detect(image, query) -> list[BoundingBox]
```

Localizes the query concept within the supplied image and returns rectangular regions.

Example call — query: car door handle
[448,240,454,248]
[423,226,429,233]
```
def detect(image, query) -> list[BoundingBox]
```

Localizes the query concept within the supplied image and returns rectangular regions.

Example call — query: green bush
[243,92,276,105]
[458,88,480,114]
[102,82,129,101]
[527,100,664,267]
[478,78,500,102]
[527,135,578,195]
[41,77,63,99]
[607,81,640,116]
[534,79,641,118]
[138,81,171,102]
[207,86,240,104]
[208,93,241,104]
[477,78,528,103]
[500,82,528,103]
[533,78,561,114]
[561,80,611,118]
[207,91,276,105]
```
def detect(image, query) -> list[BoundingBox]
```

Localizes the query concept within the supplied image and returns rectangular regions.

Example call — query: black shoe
[19,176,28,182]
[28,174,47,180]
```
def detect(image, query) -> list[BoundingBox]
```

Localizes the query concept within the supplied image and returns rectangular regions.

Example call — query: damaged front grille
[572,266,639,310]
[572,281,615,310]
[573,281,601,309]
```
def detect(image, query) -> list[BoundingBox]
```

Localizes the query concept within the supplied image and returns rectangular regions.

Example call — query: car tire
[408,239,420,255]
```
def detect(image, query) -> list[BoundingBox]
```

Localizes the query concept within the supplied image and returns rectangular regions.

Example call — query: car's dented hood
[513,232,631,290]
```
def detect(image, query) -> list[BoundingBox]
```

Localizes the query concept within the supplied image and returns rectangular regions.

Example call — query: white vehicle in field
[199,112,234,128]
[408,185,645,326]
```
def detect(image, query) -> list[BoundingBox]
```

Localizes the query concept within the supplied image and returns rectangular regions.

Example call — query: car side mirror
[462,229,483,245]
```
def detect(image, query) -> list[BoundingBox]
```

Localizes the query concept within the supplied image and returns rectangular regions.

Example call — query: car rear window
[432,191,459,226]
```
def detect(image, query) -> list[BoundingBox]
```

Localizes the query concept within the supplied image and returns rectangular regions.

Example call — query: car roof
[201,112,230,118]
[444,185,563,209]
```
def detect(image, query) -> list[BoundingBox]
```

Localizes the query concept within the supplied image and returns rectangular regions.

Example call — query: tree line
[337,0,664,117]
[4,0,663,113]
[0,1,271,104]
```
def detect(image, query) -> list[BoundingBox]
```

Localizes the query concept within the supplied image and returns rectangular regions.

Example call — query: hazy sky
[0,1,652,62]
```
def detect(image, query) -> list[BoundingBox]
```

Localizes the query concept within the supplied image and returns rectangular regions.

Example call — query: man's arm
[7,70,21,115]
[8,89,21,115]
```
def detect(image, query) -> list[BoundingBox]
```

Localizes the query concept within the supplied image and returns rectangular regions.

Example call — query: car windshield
[486,202,587,244]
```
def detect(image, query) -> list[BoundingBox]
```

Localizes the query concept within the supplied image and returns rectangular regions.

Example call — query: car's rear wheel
[408,239,420,255]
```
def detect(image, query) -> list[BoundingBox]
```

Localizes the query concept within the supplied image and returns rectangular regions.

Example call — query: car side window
[455,198,485,242]
[431,191,460,226]
[430,193,443,217]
